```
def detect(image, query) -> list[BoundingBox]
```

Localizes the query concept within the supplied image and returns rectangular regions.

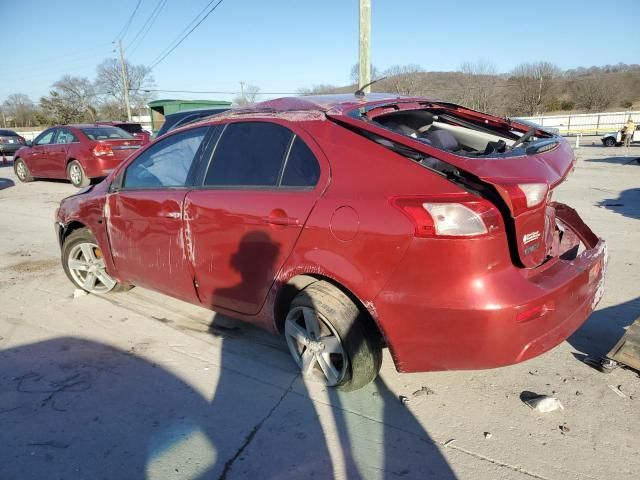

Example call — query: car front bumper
[373,203,607,373]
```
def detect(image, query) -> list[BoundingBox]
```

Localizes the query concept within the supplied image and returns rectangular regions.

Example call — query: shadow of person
[0,337,230,479]
[208,231,456,478]
[212,231,281,313]
[567,297,640,360]
[597,188,640,220]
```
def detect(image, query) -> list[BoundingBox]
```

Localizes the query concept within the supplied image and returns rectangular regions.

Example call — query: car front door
[184,120,327,316]
[105,126,211,303]
[26,128,57,176]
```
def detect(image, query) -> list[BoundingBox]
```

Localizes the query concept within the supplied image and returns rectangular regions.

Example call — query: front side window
[123,127,207,189]
[204,122,292,186]
[34,129,56,145]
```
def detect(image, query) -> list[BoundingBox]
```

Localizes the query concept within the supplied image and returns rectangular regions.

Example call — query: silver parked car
[601,125,639,147]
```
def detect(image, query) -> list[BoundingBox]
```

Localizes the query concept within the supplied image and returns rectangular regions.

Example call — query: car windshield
[115,123,143,134]
[0,129,18,136]
[80,126,134,140]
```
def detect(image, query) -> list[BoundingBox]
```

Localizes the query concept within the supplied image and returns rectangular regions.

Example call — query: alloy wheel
[69,164,82,186]
[67,242,116,294]
[16,161,27,180]
[285,306,348,386]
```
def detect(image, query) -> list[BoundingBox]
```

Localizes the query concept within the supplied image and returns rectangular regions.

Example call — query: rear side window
[81,126,133,140]
[281,137,320,187]
[204,122,292,186]
[123,127,207,189]
[57,129,78,144]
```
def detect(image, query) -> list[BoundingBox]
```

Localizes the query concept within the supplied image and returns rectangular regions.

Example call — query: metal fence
[516,111,640,136]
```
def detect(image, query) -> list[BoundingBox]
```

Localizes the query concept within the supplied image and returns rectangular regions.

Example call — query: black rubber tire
[67,160,90,188]
[289,281,382,391]
[14,158,33,182]
[61,228,132,293]
[603,137,616,147]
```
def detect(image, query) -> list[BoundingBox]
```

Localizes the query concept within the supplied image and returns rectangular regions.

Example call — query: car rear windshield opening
[116,124,143,134]
[370,107,553,157]
[81,127,134,140]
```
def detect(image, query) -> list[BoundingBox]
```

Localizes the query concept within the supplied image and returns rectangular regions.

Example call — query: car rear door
[184,120,327,315]
[104,126,210,303]
[47,128,78,178]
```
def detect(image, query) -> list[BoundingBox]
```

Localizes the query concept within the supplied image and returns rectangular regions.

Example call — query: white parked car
[601,125,639,147]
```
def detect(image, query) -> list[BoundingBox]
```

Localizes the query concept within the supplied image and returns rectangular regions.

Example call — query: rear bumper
[374,203,607,373]
[0,143,22,154]
[83,156,128,179]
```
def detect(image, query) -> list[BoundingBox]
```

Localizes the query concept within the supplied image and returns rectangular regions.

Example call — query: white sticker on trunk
[523,231,541,244]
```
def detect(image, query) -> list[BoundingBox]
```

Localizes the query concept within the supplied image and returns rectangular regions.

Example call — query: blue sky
[3,0,638,103]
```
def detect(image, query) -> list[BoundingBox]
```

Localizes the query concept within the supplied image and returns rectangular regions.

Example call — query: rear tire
[62,228,131,294]
[14,158,33,182]
[67,160,89,188]
[284,281,382,391]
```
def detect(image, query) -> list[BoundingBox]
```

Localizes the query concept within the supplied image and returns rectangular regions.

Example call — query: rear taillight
[391,194,503,238]
[93,144,113,156]
[502,183,548,216]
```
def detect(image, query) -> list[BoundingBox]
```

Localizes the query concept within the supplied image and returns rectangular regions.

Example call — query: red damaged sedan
[54,94,607,391]
[14,124,144,187]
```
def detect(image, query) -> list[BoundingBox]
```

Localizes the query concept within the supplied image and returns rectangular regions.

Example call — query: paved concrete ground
[0,144,639,480]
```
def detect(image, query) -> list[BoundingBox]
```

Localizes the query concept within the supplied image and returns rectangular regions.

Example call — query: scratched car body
[55,94,607,391]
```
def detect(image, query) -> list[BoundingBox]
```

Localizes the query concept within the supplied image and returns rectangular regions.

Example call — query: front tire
[62,228,127,294]
[284,281,382,391]
[67,160,90,188]
[603,137,616,147]
[14,158,33,182]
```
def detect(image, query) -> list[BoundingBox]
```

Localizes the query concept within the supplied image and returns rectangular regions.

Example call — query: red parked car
[55,94,607,391]
[96,121,151,144]
[14,124,144,187]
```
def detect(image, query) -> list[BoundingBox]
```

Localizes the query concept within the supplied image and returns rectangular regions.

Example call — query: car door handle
[161,212,181,219]
[262,212,299,226]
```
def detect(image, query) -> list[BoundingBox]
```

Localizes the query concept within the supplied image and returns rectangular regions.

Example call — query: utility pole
[118,39,132,121]
[359,0,371,93]
[239,81,245,103]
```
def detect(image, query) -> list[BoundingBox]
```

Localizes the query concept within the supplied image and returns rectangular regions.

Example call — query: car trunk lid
[327,103,576,268]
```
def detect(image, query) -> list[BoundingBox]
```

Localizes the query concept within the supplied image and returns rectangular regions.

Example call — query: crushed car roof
[234,93,427,114]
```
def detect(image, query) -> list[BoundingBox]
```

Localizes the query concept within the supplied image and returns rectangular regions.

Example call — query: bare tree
[233,84,260,106]
[350,63,381,86]
[95,58,155,117]
[571,76,615,111]
[382,64,424,95]
[298,84,341,95]
[508,62,561,115]
[457,60,500,113]
[2,93,37,127]
[39,76,97,124]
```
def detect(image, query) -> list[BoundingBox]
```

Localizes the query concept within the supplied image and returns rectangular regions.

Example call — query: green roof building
[148,99,232,133]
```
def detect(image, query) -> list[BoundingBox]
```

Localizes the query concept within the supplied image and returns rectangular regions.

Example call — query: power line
[149,0,225,70]
[127,0,168,56]
[115,0,143,41]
